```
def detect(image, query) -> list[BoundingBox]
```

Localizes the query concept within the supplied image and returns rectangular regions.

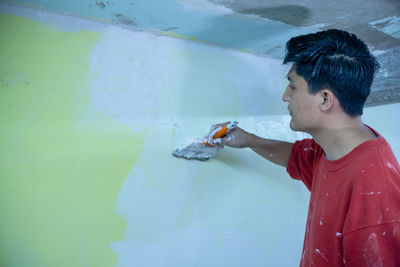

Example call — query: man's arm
[210,123,293,167]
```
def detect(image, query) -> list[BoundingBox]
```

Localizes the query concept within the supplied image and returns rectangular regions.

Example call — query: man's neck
[311,117,377,161]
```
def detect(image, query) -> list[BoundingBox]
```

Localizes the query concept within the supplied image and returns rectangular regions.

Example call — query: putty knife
[172,121,238,161]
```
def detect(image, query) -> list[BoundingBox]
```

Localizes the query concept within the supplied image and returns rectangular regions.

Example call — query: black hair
[283,29,380,116]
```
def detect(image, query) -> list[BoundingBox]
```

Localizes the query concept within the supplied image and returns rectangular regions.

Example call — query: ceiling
[5,0,400,106]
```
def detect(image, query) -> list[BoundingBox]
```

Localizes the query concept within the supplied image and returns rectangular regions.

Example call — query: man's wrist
[245,133,259,149]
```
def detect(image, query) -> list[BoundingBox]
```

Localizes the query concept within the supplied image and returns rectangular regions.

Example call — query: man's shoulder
[349,134,400,184]
[354,133,398,167]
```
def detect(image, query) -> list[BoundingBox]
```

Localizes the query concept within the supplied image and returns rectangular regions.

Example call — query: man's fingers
[211,130,235,146]
[209,121,230,133]
[207,126,222,144]
[207,121,231,139]
[211,138,224,146]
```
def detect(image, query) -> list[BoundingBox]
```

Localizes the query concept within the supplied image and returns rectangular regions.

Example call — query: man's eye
[290,85,295,89]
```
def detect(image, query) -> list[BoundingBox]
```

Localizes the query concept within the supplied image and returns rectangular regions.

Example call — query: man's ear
[319,89,335,112]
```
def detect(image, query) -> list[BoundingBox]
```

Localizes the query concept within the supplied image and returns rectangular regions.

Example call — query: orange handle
[203,126,228,147]
[213,126,228,139]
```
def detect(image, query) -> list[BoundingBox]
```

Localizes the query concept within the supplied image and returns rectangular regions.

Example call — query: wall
[1,3,399,267]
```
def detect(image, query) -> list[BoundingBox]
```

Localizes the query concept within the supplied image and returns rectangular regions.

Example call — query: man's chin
[289,120,297,131]
[289,122,305,133]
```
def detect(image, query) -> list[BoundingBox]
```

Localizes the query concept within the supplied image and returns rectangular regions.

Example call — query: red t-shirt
[287,129,400,266]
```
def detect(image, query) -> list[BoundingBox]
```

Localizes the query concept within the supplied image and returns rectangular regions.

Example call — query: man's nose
[282,85,290,102]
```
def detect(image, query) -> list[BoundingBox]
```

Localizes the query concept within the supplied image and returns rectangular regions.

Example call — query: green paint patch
[0,14,144,266]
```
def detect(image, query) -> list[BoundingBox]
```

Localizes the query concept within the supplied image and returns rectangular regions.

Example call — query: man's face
[282,66,321,133]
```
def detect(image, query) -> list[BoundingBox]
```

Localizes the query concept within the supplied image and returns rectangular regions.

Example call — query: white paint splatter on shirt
[362,233,383,266]
[360,192,382,195]
[314,248,329,262]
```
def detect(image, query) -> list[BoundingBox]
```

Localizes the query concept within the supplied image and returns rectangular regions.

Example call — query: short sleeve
[286,138,323,191]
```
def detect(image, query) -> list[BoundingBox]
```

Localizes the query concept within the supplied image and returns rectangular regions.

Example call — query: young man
[210,29,400,266]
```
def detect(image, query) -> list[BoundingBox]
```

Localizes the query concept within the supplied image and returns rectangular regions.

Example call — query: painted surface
[84,9,310,267]
[7,0,321,58]
[1,3,400,267]
[0,8,144,267]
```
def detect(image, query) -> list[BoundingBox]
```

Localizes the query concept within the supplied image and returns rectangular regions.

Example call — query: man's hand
[207,121,253,148]
[206,121,294,167]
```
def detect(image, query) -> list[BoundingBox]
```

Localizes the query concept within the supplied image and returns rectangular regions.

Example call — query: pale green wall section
[0,14,144,266]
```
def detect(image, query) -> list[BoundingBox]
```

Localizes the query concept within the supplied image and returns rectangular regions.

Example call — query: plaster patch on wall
[370,16,400,39]
[97,21,309,267]
[112,117,305,267]
[89,26,172,129]
[90,24,286,129]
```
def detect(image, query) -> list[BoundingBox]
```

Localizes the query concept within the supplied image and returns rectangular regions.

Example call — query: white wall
[88,25,400,265]
[89,26,310,266]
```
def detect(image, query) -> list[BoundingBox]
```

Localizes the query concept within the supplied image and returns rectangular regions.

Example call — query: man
[209,29,400,266]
